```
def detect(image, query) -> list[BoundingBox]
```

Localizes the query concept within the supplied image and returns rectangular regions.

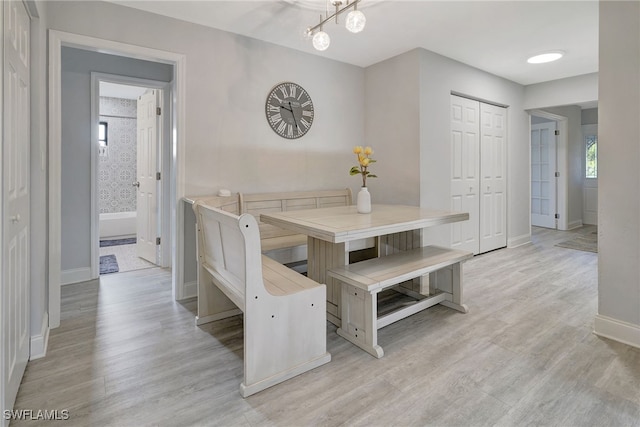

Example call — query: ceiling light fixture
[306,0,366,51]
[527,51,564,64]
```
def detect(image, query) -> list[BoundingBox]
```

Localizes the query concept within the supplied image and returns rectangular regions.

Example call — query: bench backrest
[192,194,240,215]
[194,201,263,309]
[240,189,353,239]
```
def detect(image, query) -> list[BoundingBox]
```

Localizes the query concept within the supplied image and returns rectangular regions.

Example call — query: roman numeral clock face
[265,82,314,139]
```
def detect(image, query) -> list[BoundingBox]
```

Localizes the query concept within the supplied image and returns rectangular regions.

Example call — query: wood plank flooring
[12,226,640,426]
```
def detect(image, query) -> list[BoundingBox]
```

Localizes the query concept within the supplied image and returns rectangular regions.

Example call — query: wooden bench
[327,245,473,358]
[239,189,354,265]
[193,201,331,397]
[188,189,358,323]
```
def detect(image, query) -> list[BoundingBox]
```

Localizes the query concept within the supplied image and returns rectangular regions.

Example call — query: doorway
[49,31,187,329]
[95,79,164,275]
[528,110,569,231]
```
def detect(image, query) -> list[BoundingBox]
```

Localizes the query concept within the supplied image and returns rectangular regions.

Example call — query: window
[98,122,108,147]
[585,134,597,178]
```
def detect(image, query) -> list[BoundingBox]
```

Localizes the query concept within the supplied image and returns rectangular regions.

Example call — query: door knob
[132,181,140,188]
[10,214,21,223]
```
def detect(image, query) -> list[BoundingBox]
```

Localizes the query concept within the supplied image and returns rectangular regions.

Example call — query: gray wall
[598,1,640,331]
[581,108,598,125]
[51,1,365,273]
[365,48,529,247]
[61,47,172,270]
[531,115,554,125]
[364,50,421,206]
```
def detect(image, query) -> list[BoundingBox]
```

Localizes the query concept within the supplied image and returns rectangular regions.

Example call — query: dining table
[260,204,469,326]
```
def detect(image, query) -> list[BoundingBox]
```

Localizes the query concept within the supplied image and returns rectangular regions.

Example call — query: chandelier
[305,0,366,51]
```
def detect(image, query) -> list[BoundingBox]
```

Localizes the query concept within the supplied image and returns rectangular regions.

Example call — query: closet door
[479,103,507,253]
[450,95,480,254]
[450,95,507,255]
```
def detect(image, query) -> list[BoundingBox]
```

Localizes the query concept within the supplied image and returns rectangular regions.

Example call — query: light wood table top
[260,204,469,243]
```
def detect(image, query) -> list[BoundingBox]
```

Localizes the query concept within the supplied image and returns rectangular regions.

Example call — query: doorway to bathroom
[93,74,170,275]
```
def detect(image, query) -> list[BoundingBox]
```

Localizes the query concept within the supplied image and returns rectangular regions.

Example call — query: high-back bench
[193,201,331,397]
[190,188,358,324]
[240,189,353,264]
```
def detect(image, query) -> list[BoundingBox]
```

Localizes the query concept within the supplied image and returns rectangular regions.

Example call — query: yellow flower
[350,145,377,187]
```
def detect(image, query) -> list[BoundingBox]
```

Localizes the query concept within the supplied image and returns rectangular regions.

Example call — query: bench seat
[261,255,320,295]
[327,245,473,358]
[260,234,308,253]
[194,203,331,397]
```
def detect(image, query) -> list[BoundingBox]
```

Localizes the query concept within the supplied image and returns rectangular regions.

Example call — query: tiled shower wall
[99,96,137,213]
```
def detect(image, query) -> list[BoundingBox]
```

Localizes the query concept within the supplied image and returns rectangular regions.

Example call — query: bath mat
[555,232,597,253]
[100,238,136,247]
[100,254,120,274]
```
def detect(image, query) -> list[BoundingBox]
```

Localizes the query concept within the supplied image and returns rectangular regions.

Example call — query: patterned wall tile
[99,96,138,214]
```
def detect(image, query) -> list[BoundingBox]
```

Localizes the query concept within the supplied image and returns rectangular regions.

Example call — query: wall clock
[265,82,314,139]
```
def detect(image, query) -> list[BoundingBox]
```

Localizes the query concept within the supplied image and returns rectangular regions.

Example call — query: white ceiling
[109,0,598,86]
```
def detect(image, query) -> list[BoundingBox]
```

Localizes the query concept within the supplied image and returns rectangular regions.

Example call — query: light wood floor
[13,226,640,426]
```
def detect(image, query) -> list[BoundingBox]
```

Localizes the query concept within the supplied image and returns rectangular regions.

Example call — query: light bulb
[345,10,366,33]
[312,31,330,51]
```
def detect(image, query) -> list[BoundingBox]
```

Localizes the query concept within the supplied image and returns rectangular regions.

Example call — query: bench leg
[431,263,469,313]
[336,283,384,358]
[196,267,242,325]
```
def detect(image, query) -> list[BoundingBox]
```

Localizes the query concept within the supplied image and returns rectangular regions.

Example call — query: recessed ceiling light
[527,51,564,64]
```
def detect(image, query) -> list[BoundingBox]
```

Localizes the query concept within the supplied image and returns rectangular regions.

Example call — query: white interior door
[136,89,161,264]
[479,103,507,253]
[2,0,30,418]
[451,95,480,254]
[531,121,557,228]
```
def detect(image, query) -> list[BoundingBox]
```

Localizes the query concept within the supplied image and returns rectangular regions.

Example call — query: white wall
[595,1,640,347]
[524,73,598,110]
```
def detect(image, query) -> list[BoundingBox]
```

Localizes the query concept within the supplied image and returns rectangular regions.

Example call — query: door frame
[48,30,187,328]
[528,109,569,230]
[90,73,171,279]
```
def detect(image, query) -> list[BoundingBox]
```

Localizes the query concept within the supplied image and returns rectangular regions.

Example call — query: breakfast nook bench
[193,201,331,397]
[327,245,473,358]
[239,188,353,265]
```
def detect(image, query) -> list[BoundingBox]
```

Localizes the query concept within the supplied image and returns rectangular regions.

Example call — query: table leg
[307,237,346,326]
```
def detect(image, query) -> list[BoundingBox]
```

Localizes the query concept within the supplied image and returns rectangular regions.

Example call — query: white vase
[357,186,371,214]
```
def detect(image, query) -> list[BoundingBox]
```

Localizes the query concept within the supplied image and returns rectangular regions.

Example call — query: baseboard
[181,280,197,300]
[30,314,50,360]
[594,314,640,349]
[61,267,92,285]
[567,220,584,230]
[507,233,531,248]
